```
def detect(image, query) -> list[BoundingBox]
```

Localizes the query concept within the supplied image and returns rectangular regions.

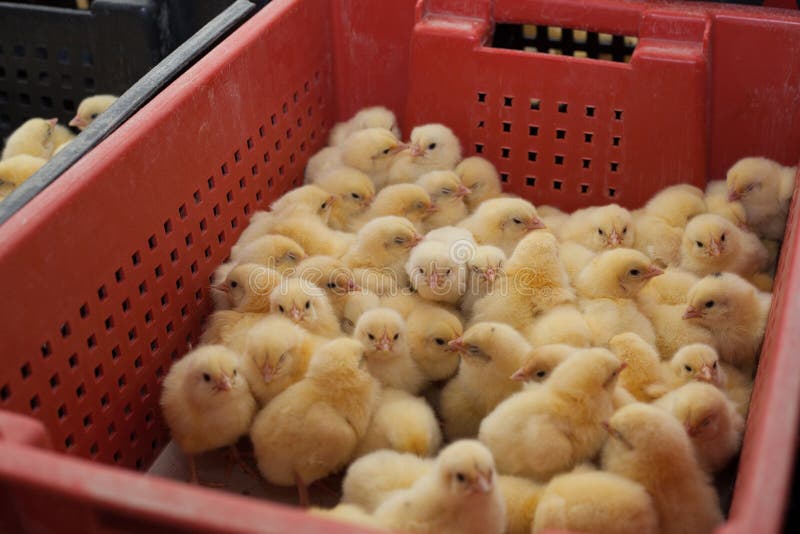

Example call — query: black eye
[597,228,604,235]
[445,268,452,275]
[382,148,390,155]
[629,269,640,276]
[622,226,628,234]
[428,143,437,150]
[705,300,715,308]
[351,193,361,199]
[230,281,238,288]
[393,333,399,340]
[512,218,522,224]
[90,113,98,119]
[536,370,547,378]
[712,361,718,369]
[720,233,726,242]
[696,241,703,247]
[321,202,328,209]
[233,369,237,376]
[368,333,375,340]
[684,365,692,372]
[278,305,285,313]
[305,301,311,309]
[435,338,446,345]
[327,282,337,289]
[203,373,211,382]
[456,473,465,482]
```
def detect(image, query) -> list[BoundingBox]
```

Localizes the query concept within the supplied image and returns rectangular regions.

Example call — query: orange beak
[408,233,424,247]
[608,229,621,246]
[708,239,722,256]
[641,265,664,279]
[448,337,467,353]
[425,203,439,215]
[212,283,230,293]
[388,143,409,155]
[471,472,494,494]
[683,305,704,320]
[409,143,424,157]
[46,117,58,128]
[215,375,232,392]
[455,184,472,198]
[376,332,393,352]
[290,305,303,322]
[68,116,87,129]
[696,365,714,383]
[728,189,742,202]
[526,217,546,231]
[360,196,374,208]
[510,367,529,381]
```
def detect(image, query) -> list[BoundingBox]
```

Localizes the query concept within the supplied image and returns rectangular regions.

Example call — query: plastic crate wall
[0,0,797,533]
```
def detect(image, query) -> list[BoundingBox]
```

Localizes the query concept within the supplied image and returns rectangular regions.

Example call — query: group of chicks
[160,105,794,534]
[0,94,117,201]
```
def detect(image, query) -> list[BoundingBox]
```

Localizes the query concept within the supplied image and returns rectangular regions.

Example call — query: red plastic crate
[0,0,798,532]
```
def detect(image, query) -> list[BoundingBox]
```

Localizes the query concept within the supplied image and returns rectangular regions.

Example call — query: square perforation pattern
[0,6,334,470]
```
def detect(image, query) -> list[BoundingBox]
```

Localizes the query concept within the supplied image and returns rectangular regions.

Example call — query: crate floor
[148,440,342,509]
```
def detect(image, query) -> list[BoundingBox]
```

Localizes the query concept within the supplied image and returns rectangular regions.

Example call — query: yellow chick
[538,205,569,229]
[727,156,797,240]
[245,184,335,228]
[388,123,463,185]
[472,232,574,329]
[342,215,423,294]
[304,146,343,182]
[294,255,360,319]
[638,267,699,306]
[559,204,634,252]
[643,184,706,228]
[459,197,546,255]
[668,343,753,417]
[684,272,771,373]
[680,213,769,278]
[340,127,409,188]
[68,94,117,130]
[608,332,670,401]
[523,304,593,348]
[706,179,748,227]
[575,248,663,347]
[328,105,400,146]
[510,344,576,384]
[405,303,464,382]
[308,504,387,531]
[558,241,596,281]
[200,309,264,350]
[250,338,380,506]
[52,124,75,151]
[0,154,48,187]
[461,244,506,316]
[310,167,375,231]
[212,263,283,314]
[653,382,744,473]
[269,278,342,338]
[601,403,724,534]
[497,475,543,534]
[479,348,622,481]
[454,156,502,212]
[632,212,685,267]
[2,117,57,160]
[417,170,470,230]
[239,316,319,406]
[229,234,306,273]
[406,240,467,305]
[354,307,426,394]
[354,183,434,232]
[342,290,381,334]
[532,470,658,534]
[440,322,530,440]
[639,300,717,360]
[356,388,442,458]
[342,449,434,512]
[160,345,256,483]
[372,440,506,534]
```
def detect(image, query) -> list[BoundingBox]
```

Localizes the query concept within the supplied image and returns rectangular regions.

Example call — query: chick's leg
[295,473,310,507]
[188,454,198,484]
[229,444,260,478]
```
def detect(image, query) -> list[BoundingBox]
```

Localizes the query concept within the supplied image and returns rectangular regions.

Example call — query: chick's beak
[696,365,714,383]
[425,203,439,215]
[448,337,467,353]
[728,189,742,202]
[455,184,472,198]
[46,118,59,127]
[428,271,441,288]
[641,265,664,279]
[346,278,360,292]
[409,143,424,157]
[526,217,547,231]
[709,239,722,256]
[388,143,409,155]
[263,365,275,383]
[408,233,424,247]
[510,367,529,381]
[212,283,230,293]
[377,333,393,352]
[608,229,621,246]
[69,116,86,128]
[484,267,496,283]
[682,305,704,320]
[290,305,303,322]
[215,375,232,391]
[472,472,493,494]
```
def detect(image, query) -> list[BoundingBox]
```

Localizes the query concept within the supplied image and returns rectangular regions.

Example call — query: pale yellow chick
[0,154,47,187]
[406,240,467,304]
[52,124,75,151]
[240,316,319,406]
[632,212,685,267]
[638,267,699,306]
[338,127,408,188]
[417,170,470,230]
[684,272,771,373]
[601,403,724,534]
[479,348,622,481]
[354,183,434,232]
[727,156,796,240]
[160,345,256,483]
[342,290,381,334]
[459,197,546,255]
[497,475,543,534]
[510,344,576,384]
[654,382,744,473]
[212,263,282,313]
[608,332,670,401]
[706,179,748,227]
[2,118,57,160]
[200,310,264,351]
[454,156,502,212]
[638,300,717,361]
[388,123,462,185]
[343,449,434,512]
[310,167,375,231]
[356,387,442,458]
[405,303,464,382]
[461,244,506,316]
[523,304,592,348]
[440,322,530,440]
[559,204,634,252]
[532,470,658,534]
[644,184,706,228]
[308,504,387,531]
[342,215,423,294]
[294,255,360,319]
[229,234,306,273]
[250,338,380,505]
[269,278,342,338]
[372,440,506,534]
[354,308,426,394]
[328,105,400,146]
[68,94,117,130]
[680,213,768,278]
[558,241,596,281]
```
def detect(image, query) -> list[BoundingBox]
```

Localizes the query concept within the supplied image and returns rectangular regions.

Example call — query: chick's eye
[278,305,285,313]
[327,282,337,289]
[746,184,755,192]
[203,373,211,382]
[90,113,98,119]
[233,369,237,375]
[445,268,452,275]
[321,202,328,209]
[705,300,715,308]
[435,338,446,345]
[351,193,361,199]
[512,218,522,224]
[684,365,693,372]
[629,269,640,276]
[441,188,451,195]
[720,233,726,242]
[382,148,390,155]
[536,370,547,378]
[470,183,480,189]
[305,301,311,309]
[428,143,437,150]
[696,241,703,247]
[597,228,604,235]
[415,201,424,209]
[393,236,406,244]
[712,361,718,369]
[456,473,466,483]
[230,281,238,288]
[623,226,628,234]
[393,333,399,340]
